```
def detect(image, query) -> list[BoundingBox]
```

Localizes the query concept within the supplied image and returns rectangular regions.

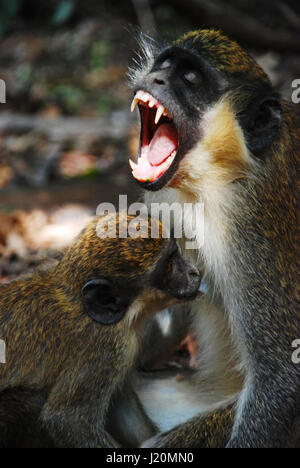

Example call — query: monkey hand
[140,432,178,448]
[140,425,201,449]
[140,406,234,448]
[140,421,203,449]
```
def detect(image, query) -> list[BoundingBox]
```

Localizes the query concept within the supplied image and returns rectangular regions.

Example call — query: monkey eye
[183,71,201,85]
[160,58,171,70]
[166,263,172,273]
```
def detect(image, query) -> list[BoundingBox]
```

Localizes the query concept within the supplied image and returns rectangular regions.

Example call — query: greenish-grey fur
[134,29,300,448]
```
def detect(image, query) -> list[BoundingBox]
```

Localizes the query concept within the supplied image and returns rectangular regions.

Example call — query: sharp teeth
[155,105,165,124]
[141,91,149,103]
[130,97,139,112]
[136,90,144,100]
[131,91,171,122]
[129,159,138,170]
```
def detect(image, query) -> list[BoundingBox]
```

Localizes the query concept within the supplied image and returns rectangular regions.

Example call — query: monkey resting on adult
[129,29,300,448]
[0,213,201,448]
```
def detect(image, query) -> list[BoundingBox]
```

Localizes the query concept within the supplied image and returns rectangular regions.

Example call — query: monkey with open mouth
[129,29,300,448]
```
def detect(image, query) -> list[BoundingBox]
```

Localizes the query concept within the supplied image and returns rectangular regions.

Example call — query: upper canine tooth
[130,97,139,112]
[155,105,165,124]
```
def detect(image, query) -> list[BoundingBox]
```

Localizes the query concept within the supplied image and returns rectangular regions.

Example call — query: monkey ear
[243,95,282,155]
[82,279,127,325]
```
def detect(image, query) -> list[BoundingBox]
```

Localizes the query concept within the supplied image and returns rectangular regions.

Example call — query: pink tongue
[147,123,178,166]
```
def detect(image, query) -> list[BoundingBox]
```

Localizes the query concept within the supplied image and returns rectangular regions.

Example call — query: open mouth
[129,90,178,184]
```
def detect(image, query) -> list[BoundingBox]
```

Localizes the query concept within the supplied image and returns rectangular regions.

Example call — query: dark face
[82,237,201,325]
[129,31,282,191]
[149,236,201,301]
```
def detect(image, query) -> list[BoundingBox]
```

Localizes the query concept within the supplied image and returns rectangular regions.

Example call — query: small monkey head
[59,213,201,325]
[129,29,283,192]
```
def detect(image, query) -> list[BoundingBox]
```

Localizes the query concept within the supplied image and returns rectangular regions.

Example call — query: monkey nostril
[187,267,200,280]
[190,271,198,277]
[154,78,165,86]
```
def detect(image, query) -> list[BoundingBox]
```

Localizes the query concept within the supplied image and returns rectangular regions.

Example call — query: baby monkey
[0,213,200,448]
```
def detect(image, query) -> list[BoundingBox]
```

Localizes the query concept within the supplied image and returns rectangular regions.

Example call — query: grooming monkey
[129,29,300,447]
[0,213,201,448]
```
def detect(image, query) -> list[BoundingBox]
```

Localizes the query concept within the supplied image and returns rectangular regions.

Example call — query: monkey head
[129,29,283,193]
[57,213,201,326]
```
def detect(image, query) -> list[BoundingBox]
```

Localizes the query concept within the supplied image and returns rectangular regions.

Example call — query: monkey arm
[40,367,121,448]
[107,378,158,447]
[0,388,51,448]
[227,376,300,448]
[141,403,235,448]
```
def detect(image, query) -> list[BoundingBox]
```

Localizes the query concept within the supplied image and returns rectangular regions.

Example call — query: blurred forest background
[0,0,300,284]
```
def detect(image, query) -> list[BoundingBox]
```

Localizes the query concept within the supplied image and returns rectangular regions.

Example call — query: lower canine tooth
[155,105,165,124]
[129,159,138,170]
